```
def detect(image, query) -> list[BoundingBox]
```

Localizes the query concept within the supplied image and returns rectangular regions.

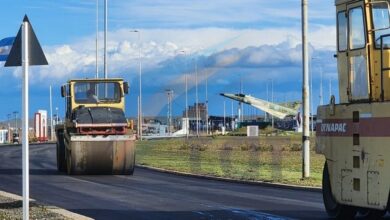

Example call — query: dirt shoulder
[0,191,92,220]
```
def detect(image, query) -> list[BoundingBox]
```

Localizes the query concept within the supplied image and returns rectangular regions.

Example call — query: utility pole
[104,0,107,78]
[301,0,310,178]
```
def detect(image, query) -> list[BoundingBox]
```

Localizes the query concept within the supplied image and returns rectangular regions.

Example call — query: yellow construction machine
[317,0,390,218]
[56,78,136,175]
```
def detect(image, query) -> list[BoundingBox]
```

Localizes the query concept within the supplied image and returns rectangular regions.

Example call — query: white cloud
[16,25,336,85]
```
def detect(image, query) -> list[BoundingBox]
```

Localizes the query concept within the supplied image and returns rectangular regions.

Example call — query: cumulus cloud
[16,26,335,85]
[208,41,303,68]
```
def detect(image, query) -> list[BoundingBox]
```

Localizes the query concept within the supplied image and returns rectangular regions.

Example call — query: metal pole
[320,66,323,105]
[104,0,107,78]
[266,81,269,122]
[138,31,142,140]
[96,0,99,78]
[195,59,199,137]
[240,74,243,122]
[167,92,169,135]
[22,20,30,220]
[310,58,313,135]
[302,0,310,178]
[137,96,141,138]
[205,69,209,135]
[49,86,53,141]
[329,78,332,101]
[271,79,274,129]
[55,107,59,124]
[7,114,10,143]
[223,100,226,128]
[231,101,234,130]
[185,74,188,138]
[13,111,18,133]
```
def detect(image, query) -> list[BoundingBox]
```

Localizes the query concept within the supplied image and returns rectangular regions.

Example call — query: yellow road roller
[55,78,136,175]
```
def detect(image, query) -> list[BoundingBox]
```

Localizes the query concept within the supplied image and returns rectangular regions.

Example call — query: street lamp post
[7,114,11,143]
[205,68,209,135]
[271,79,274,129]
[185,74,188,138]
[13,111,18,134]
[96,0,99,79]
[131,30,142,140]
[178,50,189,138]
[302,0,310,178]
[195,59,199,137]
[104,0,108,79]
[55,107,59,124]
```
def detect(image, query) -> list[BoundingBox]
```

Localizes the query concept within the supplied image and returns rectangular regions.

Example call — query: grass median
[135,135,324,187]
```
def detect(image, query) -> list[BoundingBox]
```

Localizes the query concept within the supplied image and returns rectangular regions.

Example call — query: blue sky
[0,0,337,121]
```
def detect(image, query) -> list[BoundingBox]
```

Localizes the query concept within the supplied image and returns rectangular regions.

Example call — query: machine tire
[323,162,357,219]
[56,130,67,172]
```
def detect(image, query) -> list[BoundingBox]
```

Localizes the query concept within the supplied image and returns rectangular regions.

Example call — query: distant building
[0,130,8,144]
[34,110,48,142]
[183,103,208,131]
[183,102,208,121]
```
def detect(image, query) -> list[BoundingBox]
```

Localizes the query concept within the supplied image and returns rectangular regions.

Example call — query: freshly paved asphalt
[0,143,330,219]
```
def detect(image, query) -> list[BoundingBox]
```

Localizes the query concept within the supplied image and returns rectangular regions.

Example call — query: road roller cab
[56,78,136,175]
[317,0,390,218]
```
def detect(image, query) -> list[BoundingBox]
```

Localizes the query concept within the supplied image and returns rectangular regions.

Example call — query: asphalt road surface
[0,143,335,219]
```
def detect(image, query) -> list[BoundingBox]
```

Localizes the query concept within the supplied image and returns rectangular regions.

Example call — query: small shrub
[291,143,301,151]
[240,144,250,151]
[179,142,190,150]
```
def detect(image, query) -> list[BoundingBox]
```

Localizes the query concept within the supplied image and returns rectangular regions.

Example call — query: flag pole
[22,20,30,220]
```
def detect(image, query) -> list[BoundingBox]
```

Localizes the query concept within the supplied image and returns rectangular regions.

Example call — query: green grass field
[136,135,325,187]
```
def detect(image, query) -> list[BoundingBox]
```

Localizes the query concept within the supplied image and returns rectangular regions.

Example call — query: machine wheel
[128,152,135,175]
[66,149,73,175]
[323,162,357,219]
[56,130,67,172]
[358,209,386,219]
[56,142,66,172]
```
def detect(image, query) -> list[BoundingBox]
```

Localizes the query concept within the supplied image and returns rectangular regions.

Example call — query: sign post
[22,19,30,220]
[3,15,48,220]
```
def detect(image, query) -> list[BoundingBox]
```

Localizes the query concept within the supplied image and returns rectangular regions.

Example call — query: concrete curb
[136,165,322,193]
[0,142,56,148]
[0,190,93,220]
